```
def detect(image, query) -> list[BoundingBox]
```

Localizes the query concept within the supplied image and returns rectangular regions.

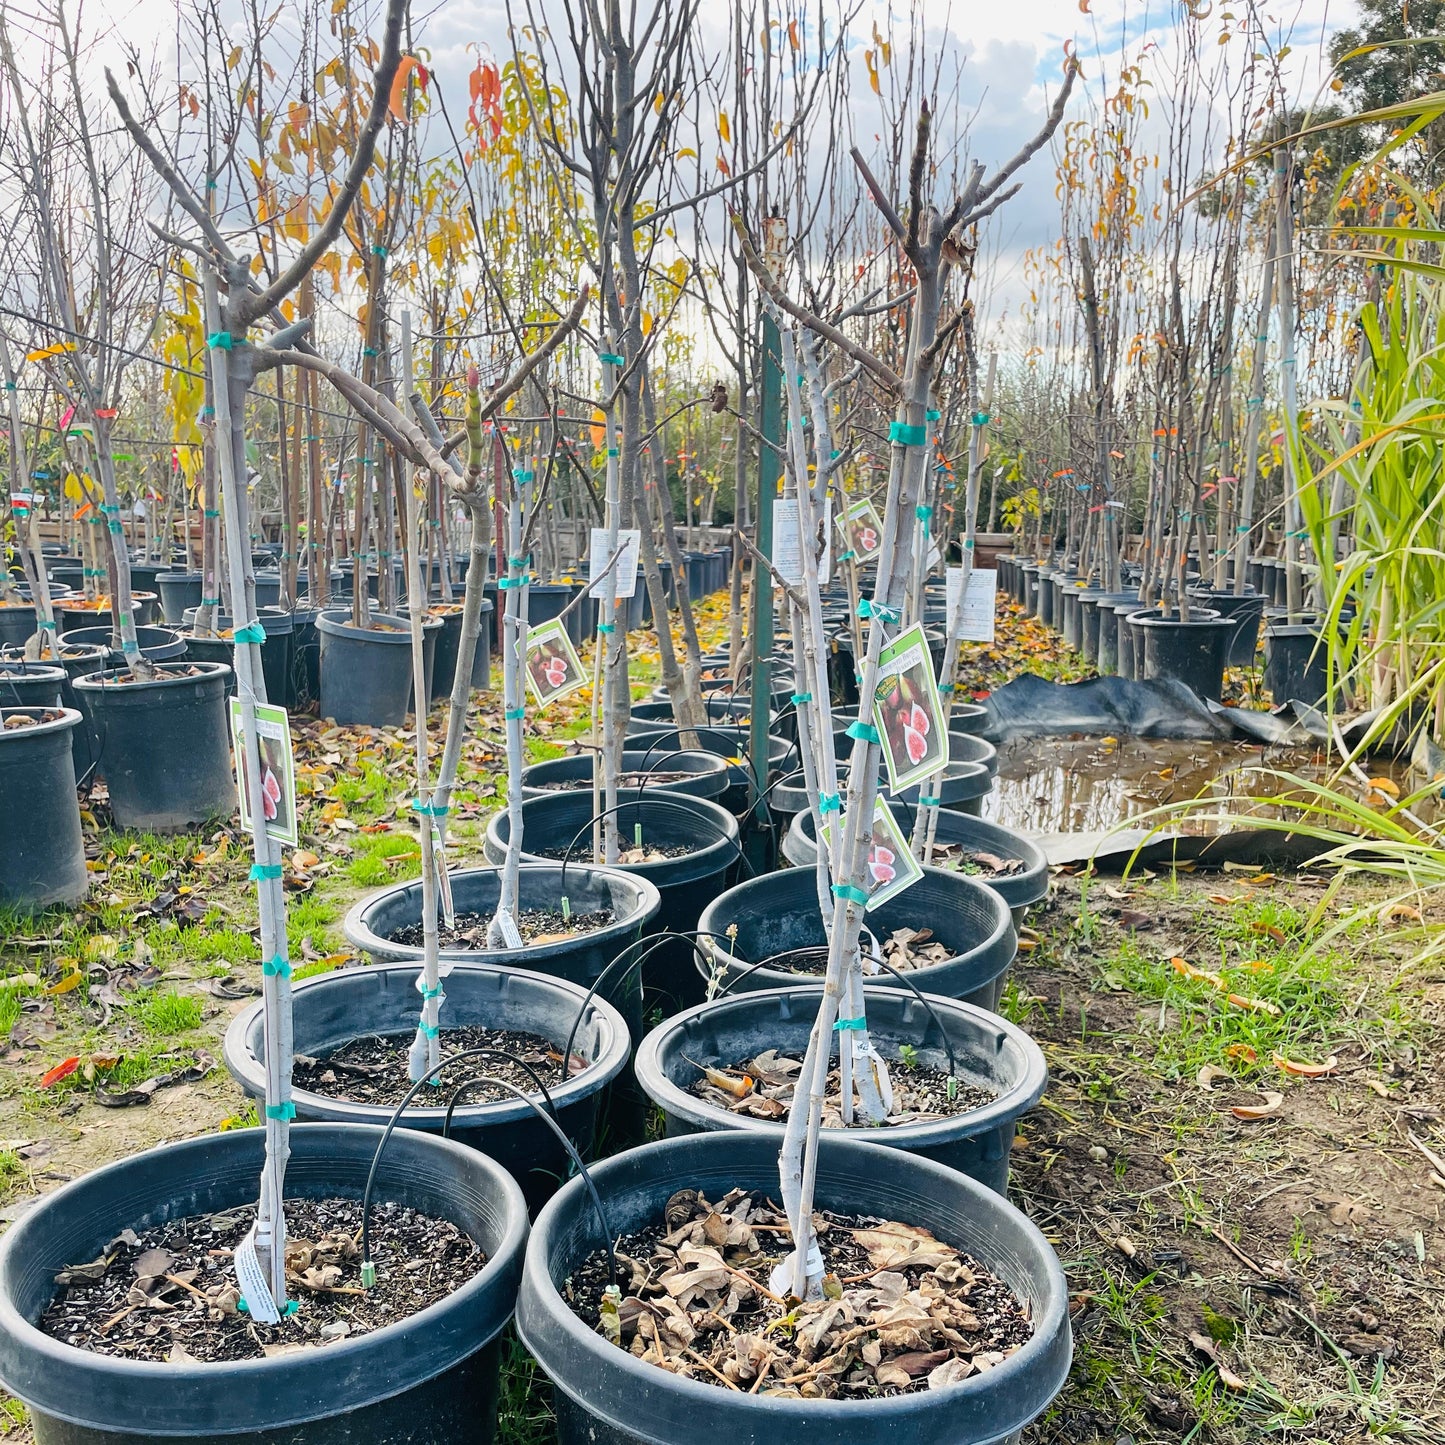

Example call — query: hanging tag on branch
[820,800,923,910]
[945,567,997,643]
[587,527,640,598]
[772,498,804,586]
[837,499,884,564]
[874,623,948,795]
[230,702,298,847]
[523,619,588,709]
[433,825,455,930]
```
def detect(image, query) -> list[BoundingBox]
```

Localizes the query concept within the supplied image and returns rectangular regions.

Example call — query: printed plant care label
[772,498,803,586]
[945,566,997,643]
[588,527,640,599]
[233,1226,282,1324]
[874,622,948,794]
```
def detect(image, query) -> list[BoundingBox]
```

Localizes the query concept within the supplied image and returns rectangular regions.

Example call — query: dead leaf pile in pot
[688,1049,996,1127]
[928,845,1026,877]
[566,1186,1032,1397]
[880,927,953,971]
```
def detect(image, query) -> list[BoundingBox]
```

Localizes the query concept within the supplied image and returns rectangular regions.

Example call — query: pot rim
[315,608,438,643]
[73,659,233,694]
[0,705,81,741]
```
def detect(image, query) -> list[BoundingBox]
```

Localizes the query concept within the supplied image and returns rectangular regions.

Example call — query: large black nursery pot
[0,1124,528,1445]
[56,592,160,632]
[1092,593,1143,675]
[63,623,188,665]
[1075,587,1113,665]
[628,724,791,814]
[1032,566,1055,625]
[484,792,740,1015]
[636,985,1046,1195]
[429,598,494,699]
[1134,607,1230,700]
[696,867,1017,1011]
[155,570,204,625]
[343,863,661,1043]
[518,748,729,804]
[224,963,629,1210]
[517,1130,1071,1445]
[0,707,87,911]
[1187,587,1265,668]
[774,759,992,834]
[783,802,1048,931]
[1263,621,1334,708]
[73,661,234,832]
[0,660,65,708]
[1058,580,1086,649]
[316,608,440,728]
[182,607,293,704]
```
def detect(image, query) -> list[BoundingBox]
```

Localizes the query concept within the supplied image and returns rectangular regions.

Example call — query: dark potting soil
[927,844,1027,877]
[385,907,616,950]
[690,1047,995,1127]
[292,1024,574,1107]
[537,771,699,791]
[565,1186,1031,1396]
[39,1196,483,1363]
[757,929,953,977]
[528,841,695,863]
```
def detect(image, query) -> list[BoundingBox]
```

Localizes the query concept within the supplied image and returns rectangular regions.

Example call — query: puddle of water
[983,736,1429,836]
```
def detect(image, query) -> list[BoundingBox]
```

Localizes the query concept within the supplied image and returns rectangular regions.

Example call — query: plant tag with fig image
[873,621,948,794]
[230,701,298,847]
[820,798,923,910]
[837,497,885,565]
[523,617,588,708]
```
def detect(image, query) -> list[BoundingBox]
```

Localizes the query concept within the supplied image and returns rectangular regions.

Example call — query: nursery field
[5,598,1444,1444]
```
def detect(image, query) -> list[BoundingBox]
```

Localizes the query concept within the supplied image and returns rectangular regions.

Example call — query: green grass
[129,989,203,1038]
[347,833,422,887]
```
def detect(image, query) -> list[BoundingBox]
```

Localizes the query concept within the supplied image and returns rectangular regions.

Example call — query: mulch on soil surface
[41,1197,483,1362]
[690,1047,995,1126]
[386,907,615,950]
[567,1185,1032,1396]
[293,1025,575,1107]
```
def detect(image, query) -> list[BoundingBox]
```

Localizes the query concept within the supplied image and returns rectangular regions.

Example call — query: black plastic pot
[155,571,204,625]
[525,583,574,639]
[251,570,283,607]
[1059,581,1085,649]
[1246,556,1267,595]
[485,793,739,1014]
[1263,622,1334,707]
[696,867,1016,1010]
[636,985,1046,1194]
[126,561,167,595]
[947,702,989,734]
[56,592,159,632]
[1188,587,1265,668]
[430,599,494,699]
[783,802,1048,929]
[517,1130,1070,1445]
[73,661,234,832]
[343,864,661,1042]
[224,963,628,1210]
[1074,588,1110,664]
[1048,572,1071,631]
[0,707,87,911]
[1090,593,1142,675]
[1135,608,1230,700]
[181,608,293,704]
[316,609,439,727]
[398,608,446,701]
[628,725,791,814]
[289,605,321,709]
[1033,567,1055,624]
[0,661,64,708]
[0,1123,527,1445]
[1021,563,1040,615]
[518,749,729,803]
[0,602,41,650]
[948,729,999,778]
[62,623,189,666]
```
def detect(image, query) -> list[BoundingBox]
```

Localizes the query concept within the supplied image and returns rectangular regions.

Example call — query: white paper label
[946,567,997,643]
[432,826,455,929]
[588,528,639,598]
[233,1226,282,1324]
[493,909,524,950]
[772,498,803,586]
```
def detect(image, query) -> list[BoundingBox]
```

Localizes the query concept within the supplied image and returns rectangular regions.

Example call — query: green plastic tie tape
[790,692,812,706]
[250,863,284,881]
[362,346,379,357]
[833,1015,867,1030]
[234,621,266,643]
[831,884,871,906]
[107,521,124,535]
[3,381,15,390]
[918,795,941,806]
[508,555,531,569]
[120,640,139,653]
[37,620,56,630]
[263,955,291,978]
[284,1300,300,1317]
[265,1101,296,1120]
[939,682,955,693]
[83,568,106,578]
[203,508,221,518]
[497,576,525,589]
[205,332,245,350]
[837,549,857,562]
[607,447,619,457]
[857,598,899,624]
[420,1022,439,1039]
[845,720,880,745]
[412,799,449,816]
[201,596,221,607]
[599,352,625,366]
[926,408,941,421]
[818,792,841,813]
[505,707,526,719]
[420,984,443,1000]
[971,411,991,425]
[371,243,388,257]
[916,505,933,522]
[597,622,615,634]
[889,421,927,446]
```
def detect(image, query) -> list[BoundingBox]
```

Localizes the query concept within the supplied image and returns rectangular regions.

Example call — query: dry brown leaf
[1196,1065,1232,1091]
[850,1222,958,1271]
[1273,1053,1338,1077]
[1231,1091,1285,1120]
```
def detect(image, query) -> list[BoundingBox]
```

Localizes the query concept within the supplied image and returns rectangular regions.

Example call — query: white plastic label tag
[493,909,524,950]
[233,1226,282,1324]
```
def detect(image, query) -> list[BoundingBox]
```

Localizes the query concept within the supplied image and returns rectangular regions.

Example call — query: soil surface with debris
[566,1185,1032,1396]
[1014,869,1445,1444]
[293,1025,573,1107]
[39,1196,483,1362]
[529,842,694,863]
[690,1047,995,1126]
[386,907,616,950]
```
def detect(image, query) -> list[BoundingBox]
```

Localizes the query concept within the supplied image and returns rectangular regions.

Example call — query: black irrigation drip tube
[714,940,960,1076]
[556,792,748,897]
